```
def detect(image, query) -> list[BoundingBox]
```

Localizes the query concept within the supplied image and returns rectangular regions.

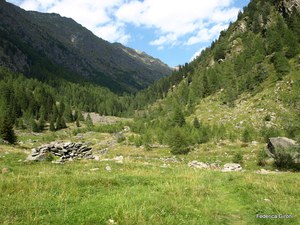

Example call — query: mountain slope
[129,0,300,148]
[0,1,171,93]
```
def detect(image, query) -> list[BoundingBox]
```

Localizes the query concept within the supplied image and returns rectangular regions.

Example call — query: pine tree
[56,115,67,130]
[31,119,39,132]
[0,111,17,144]
[172,107,185,127]
[168,128,189,155]
[49,119,56,131]
[64,105,73,123]
[85,113,94,129]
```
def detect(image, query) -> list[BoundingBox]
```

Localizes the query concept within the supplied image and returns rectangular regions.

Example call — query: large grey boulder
[267,137,300,164]
[267,137,298,156]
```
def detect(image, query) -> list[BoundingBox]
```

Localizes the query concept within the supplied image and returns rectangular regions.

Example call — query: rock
[26,142,94,162]
[26,152,52,161]
[107,219,117,225]
[105,165,112,172]
[94,156,100,161]
[221,163,242,172]
[188,161,209,169]
[99,148,109,155]
[266,137,300,164]
[267,137,298,157]
[255,169,278,174]
[279,0,300,16]
[114,155,124,164]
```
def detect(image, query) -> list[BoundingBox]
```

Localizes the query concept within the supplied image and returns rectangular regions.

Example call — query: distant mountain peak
[0,1,172,93]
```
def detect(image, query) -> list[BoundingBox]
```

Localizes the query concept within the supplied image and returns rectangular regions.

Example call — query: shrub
[242,126,256,142]
[233,152,243,164]
[168,128,190,155]
[274,147,300,171]
[257,149,268,166]
[260,126,283,142]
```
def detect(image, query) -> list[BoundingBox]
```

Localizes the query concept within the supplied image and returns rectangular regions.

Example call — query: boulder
[221,163,242,172]
[267,137,300,164]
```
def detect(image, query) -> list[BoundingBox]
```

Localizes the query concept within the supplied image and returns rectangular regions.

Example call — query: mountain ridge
[0,1,172,93]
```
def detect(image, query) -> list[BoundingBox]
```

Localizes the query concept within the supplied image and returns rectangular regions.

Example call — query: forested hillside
[0,0,300,147]
[125,0,300,153]
[0,1,171,93]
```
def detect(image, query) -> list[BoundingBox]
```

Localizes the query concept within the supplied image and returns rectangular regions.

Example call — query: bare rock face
[278,0,300,16]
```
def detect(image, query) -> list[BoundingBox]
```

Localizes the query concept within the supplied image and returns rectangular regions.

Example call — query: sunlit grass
[1,143,299,225]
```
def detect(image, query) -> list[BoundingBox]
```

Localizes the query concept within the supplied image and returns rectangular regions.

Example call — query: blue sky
[7,0,250,67]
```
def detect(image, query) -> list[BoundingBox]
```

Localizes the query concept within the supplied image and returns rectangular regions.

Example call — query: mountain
[128,0,300,151]
[0,0,171,93]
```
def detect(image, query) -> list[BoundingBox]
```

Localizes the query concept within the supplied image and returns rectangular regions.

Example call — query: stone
[267,137,298,157]
[107,219,117,225]
[26,142,94,162]
[105,165,112,172]
[114,155,124,164]
[26,153,51,161]
[188,161,209,169]
[255,169,278,174]
[221,163,242,172]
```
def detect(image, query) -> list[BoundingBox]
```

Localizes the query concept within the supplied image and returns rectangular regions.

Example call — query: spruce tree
[85,114,94,129]
[172,107,185,127]
[0,111,17,144]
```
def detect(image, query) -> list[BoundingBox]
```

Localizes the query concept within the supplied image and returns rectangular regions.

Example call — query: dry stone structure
[26,142,94,162]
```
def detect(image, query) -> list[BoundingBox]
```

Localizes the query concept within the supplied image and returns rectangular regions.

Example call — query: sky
[7,0,250,67]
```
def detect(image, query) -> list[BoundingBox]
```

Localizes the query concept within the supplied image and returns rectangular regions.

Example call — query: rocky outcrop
[278,0,300,16]
[26,142,94,162]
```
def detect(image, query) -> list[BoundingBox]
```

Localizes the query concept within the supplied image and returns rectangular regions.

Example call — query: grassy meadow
[1,124,300,225]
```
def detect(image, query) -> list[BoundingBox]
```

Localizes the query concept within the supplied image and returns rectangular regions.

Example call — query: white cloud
[190,47,205,62]
[14,0,241,48]
[116,0,239,48]
[150,33,179,46]
[93,23,131,44]
[17,0,130,44]
[186,23,228,45]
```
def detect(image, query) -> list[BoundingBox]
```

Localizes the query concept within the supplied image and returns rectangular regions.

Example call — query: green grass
[1,144,299,225]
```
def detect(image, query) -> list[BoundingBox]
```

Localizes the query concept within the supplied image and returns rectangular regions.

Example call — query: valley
[1,0,300,224]
[1,116,300,225]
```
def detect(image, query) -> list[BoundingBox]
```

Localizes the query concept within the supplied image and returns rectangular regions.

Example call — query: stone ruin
[26,142,94,162]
